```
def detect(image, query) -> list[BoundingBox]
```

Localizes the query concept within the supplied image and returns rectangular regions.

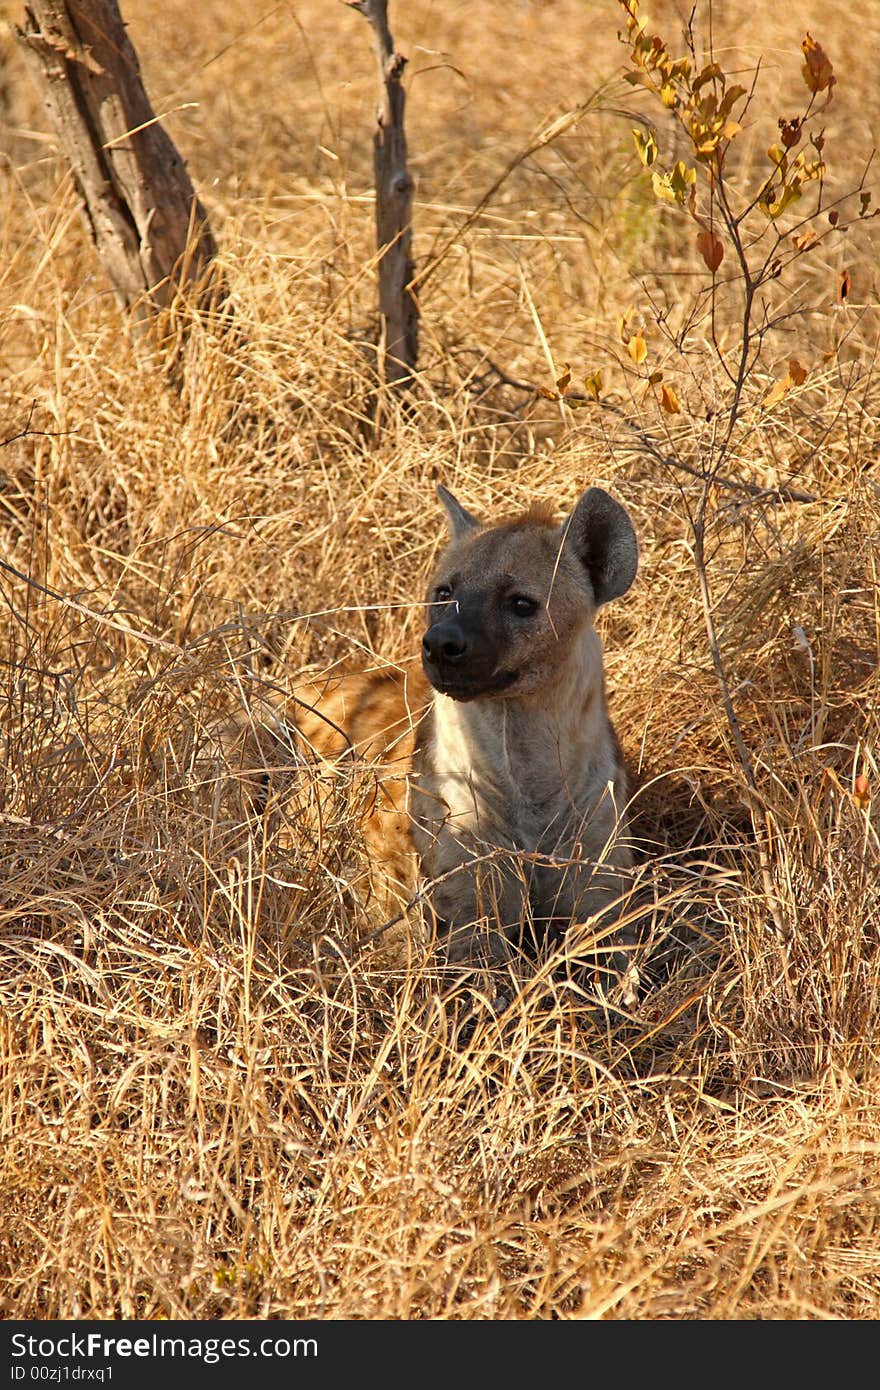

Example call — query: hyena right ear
[562,487,638,606]
[437,484,482,541]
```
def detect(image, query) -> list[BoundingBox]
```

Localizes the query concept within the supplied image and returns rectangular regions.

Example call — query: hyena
[410,485,637,982]
[216,484,638,993]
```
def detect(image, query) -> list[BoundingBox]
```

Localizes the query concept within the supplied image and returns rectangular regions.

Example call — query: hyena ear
[437,484,481,540]
[561,487,638,606]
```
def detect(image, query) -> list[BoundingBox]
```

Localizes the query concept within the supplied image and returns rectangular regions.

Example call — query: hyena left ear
[561,487,638,606]
[437,484,482,541]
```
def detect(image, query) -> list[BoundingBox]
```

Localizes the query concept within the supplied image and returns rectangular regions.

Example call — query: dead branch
[350,0,418,389]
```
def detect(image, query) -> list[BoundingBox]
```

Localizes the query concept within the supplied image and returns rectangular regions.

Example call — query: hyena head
[421,485,637,702]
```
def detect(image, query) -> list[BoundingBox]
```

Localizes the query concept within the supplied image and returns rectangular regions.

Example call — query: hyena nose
[422,621,469,666]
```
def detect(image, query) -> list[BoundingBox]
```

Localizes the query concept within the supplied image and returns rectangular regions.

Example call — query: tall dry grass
[0,0,878,1318]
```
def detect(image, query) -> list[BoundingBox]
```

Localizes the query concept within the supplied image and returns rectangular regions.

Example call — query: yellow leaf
[660,383,681,413]
[537,386,559,400]
[787,358,808,386]
[801,33,835,95]
[669,161,697,201]
[762,376,791,408]
[793,228,818,251]
[764,182,803,220]
[853,773,871,811]
[632,128,659,166]
[583,371,603,401]
[628,334,648,365]
[555,363,572,394]
[651,170,677,202]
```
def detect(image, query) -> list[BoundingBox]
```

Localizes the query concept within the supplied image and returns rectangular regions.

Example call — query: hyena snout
[422,618,470,668]
[421,613,508,700]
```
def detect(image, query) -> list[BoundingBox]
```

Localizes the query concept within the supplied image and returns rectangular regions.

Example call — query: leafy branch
[530,6,877,934]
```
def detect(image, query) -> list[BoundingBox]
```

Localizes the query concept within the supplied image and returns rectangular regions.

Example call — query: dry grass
[1,0,879,1319]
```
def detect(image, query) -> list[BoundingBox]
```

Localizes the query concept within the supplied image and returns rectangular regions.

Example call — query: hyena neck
[430,626,612,809]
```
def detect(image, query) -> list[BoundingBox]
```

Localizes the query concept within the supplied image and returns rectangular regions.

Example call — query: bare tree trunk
[15,0,216,322]
[351,0,418,390]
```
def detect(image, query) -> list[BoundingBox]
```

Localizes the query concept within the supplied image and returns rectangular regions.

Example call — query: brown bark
[15,0,216,321]
[351,0,418,389]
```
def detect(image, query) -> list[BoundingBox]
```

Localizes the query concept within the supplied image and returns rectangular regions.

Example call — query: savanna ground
[1,0,879,1319]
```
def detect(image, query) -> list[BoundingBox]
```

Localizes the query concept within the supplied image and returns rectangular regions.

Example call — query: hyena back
[213,665,424,925]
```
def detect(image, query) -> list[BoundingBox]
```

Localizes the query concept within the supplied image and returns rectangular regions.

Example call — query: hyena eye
[434,584,453,603]
[510,594,539,617]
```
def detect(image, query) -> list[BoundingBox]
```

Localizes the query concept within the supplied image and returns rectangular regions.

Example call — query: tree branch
[15,0,216,321]
[350,0,418,389]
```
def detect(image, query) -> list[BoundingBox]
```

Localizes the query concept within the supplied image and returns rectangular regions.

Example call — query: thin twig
[479,359,817,505]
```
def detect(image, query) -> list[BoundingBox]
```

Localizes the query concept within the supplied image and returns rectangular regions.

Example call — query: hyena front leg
[541,855,640,1008]
[427,827,531,964]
